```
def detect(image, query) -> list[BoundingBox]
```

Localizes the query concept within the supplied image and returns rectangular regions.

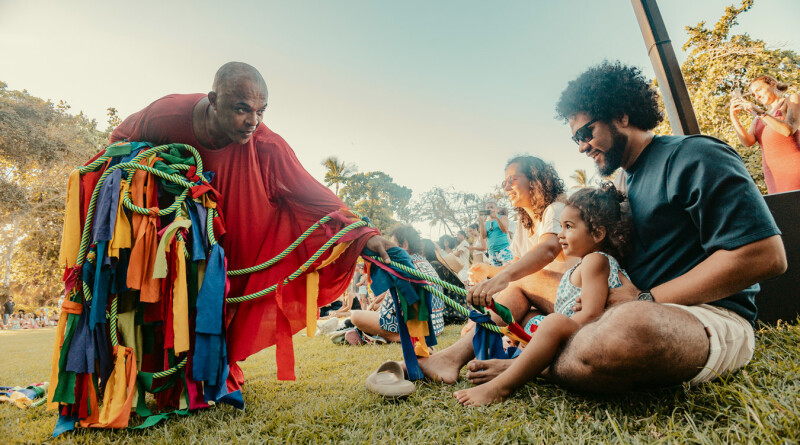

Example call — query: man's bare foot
[453,382,509,406]
[465,359,512,384]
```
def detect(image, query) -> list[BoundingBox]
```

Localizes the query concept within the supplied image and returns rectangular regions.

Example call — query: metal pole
[631,0,700,135]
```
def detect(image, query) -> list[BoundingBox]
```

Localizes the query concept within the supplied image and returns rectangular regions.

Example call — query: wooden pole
[631,0,700,135]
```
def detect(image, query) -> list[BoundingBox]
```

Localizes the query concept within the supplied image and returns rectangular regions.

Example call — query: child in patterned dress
[455,183,631,406]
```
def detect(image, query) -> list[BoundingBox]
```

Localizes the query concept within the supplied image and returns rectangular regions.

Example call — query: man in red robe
[110,61,393,390]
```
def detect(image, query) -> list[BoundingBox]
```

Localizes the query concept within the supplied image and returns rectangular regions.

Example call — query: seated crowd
[319,61,788,407]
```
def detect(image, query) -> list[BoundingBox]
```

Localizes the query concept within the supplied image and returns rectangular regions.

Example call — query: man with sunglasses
[544,61,787,392]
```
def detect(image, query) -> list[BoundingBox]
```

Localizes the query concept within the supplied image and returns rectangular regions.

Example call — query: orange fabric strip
[83,346,137,429]
[108,180,132,259]
[58,169,82,269]
[304,241,353,337]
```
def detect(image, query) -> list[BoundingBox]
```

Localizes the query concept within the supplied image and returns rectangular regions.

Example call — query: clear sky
[1,0,798,236]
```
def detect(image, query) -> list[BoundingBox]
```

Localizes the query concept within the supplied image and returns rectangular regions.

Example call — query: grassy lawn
[1,322,799,444]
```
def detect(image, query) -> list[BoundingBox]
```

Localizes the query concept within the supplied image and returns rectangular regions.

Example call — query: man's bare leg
[465,269,563,383]
[548,301,710,393]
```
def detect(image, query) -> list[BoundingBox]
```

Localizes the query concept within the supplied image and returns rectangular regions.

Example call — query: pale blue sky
[1,0,798,236]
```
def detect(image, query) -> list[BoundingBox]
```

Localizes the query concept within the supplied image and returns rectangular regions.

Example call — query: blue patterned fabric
[377,254,444,336]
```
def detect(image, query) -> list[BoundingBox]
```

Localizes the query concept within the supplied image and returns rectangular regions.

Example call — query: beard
[597,123,627,176]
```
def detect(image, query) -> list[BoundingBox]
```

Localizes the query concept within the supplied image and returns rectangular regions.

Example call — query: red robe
[111,94,375,382]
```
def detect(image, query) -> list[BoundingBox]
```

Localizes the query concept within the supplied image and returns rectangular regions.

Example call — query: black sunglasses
[571,119,598,145]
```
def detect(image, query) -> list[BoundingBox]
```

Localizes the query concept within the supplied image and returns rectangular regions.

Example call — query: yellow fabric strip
[305,241,353,337]
[58,169,81,269]
[108,180,133,259]
[172,240,190,354]
[152,218,191,279]
[84,346,137,429]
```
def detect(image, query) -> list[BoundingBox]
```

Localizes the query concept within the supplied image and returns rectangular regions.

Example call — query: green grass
[1,322,799,444]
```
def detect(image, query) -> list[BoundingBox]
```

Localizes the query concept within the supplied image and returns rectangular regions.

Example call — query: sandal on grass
[365,360,415,398]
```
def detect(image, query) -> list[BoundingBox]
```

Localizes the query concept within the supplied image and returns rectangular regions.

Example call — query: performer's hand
[365,235,394,264]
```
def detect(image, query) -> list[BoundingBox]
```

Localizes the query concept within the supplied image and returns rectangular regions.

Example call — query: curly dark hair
[555,61,663,131]
[566,182,632,263]
[388,224,422,254]
[505,156,566,231]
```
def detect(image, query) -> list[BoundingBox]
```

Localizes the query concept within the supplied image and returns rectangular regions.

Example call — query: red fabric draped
[111,94,376,372]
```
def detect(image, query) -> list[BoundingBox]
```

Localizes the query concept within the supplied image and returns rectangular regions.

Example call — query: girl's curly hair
[506,156,565,231]
[566,182,632,263]
[555,60,663,131]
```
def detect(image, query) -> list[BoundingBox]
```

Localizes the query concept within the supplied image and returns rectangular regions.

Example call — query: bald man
[111,62,393,394]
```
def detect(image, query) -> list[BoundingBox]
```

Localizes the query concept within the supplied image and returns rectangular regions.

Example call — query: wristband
[637,291,655,302]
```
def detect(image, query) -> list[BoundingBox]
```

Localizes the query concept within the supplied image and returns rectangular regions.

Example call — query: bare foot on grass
[412,351,462,384]
[465,359,512,384]
[453,382,510,406]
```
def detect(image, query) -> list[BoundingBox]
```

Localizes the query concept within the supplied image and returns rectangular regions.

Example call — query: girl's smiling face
[558,205,604,258]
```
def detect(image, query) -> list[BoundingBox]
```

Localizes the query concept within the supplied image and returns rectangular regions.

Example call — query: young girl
[455,183,631,406]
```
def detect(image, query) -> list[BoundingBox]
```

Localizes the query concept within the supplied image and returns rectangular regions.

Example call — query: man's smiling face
[568,112,628,176]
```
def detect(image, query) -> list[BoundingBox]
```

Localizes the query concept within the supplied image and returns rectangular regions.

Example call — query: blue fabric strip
[92,169,121,242]
[65,301,95,373]
[52,415,77,437]
[186,201,208,261]
[90,242,111,330]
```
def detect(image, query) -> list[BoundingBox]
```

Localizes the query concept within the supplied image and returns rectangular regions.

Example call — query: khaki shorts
[665,303,755,384]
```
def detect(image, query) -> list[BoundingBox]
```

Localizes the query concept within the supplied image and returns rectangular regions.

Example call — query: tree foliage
[668,0,800,192]
[0,83,106,305]
[339,171,412,233]
[321,155,355,197]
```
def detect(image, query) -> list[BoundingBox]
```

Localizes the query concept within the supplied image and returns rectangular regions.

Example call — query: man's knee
[551,302,710,392]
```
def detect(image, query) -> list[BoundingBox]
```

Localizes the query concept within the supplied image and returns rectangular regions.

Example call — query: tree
[321,156,355,196]
[570,169,591,190]
[673,0,800,193]
[339,171,412,233]
[0,83,105,305]
[410,187,481,235]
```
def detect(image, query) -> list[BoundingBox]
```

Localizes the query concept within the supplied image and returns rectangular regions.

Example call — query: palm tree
[570,169,590,190]
[321,156,355,196]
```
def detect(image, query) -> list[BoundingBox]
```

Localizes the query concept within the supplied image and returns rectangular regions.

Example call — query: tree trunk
[3,215,20,289]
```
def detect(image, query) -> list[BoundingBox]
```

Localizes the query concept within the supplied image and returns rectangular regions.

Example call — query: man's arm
[608,235,786,306]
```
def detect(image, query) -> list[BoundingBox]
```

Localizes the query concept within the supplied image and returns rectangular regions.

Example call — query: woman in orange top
[730,75,800,193]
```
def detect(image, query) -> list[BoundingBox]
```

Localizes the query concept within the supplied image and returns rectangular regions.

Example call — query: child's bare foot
[465,359,512,384]
[453,382,510,406]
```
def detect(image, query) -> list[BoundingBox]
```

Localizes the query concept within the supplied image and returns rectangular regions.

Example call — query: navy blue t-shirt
[625,135,781,325]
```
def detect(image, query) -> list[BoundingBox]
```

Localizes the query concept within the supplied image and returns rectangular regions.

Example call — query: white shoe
[317,317,340,335]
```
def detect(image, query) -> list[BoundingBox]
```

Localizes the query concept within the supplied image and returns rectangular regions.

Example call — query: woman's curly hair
[506,155,565,230]
[566,182,632,263]
[555,61,663,131]
[388,224,422,254]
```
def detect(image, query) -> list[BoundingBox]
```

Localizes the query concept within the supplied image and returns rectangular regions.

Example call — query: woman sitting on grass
[455,183,631,406]
[348,225,445,345]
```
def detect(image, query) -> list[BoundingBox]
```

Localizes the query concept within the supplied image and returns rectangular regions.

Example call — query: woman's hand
[467,271,511,308]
